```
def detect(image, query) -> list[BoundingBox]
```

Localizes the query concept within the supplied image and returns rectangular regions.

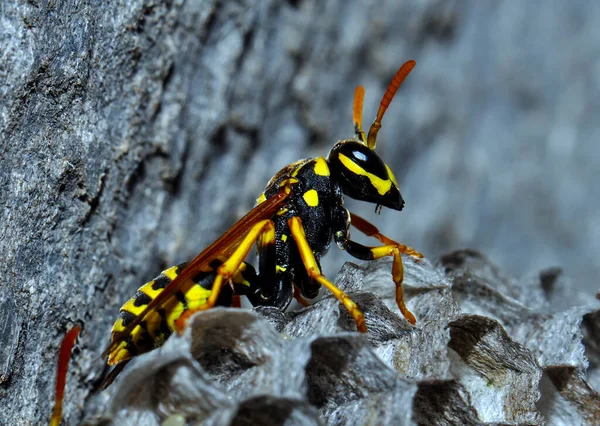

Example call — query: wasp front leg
[333,207,423,325]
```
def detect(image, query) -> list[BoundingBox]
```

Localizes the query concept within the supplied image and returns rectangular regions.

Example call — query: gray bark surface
[1,1,599,425]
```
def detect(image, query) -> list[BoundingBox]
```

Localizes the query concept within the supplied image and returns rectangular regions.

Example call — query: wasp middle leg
[175,219,276,332]
[288,216,367,332]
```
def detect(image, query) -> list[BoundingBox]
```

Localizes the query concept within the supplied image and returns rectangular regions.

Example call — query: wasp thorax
[327,141,404,211]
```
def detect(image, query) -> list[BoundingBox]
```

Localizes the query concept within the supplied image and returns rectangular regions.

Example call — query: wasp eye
[328,141,404,211]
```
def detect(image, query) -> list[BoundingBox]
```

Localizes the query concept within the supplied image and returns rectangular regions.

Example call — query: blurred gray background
[1,0,599,424]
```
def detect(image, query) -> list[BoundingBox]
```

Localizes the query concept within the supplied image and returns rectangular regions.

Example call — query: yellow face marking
[256,193,266,205]
[276,265,287,273]
[281,234,288,243]
[313,158,330,176]
[338,153,392,196]
[385,164,398,186]
[302,189,319,207]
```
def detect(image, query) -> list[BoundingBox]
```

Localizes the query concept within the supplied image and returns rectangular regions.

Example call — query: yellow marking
[303,189,319,207]
[165,303,185,331]
[163,265,179,281]
[112,318,126,334]
[256,193,266,205]
[259,222,276,251]
[262,224,276,244]
[143,309,165,340]
[281,234,288,242]
[120,298,146,317]
[109,342,129,364]
[338,153,392,196]
[385,164,398,186]
[185,284,213,306]
[276,265,287,273]
[233,268,251,287]
[313,157,330,176]
[280,177,299,186]
[276,207,289,216]
[141,282,163,300]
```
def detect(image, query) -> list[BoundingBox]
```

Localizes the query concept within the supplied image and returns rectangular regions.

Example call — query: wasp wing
[103,185,293,359]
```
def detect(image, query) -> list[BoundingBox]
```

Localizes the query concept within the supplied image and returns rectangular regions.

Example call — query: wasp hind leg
[174,219,276,332]
[288,216,366,332]
[343,212,423,325]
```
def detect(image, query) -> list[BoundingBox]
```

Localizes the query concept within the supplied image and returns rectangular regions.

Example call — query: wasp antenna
[367,60,416,150]
[50,325,81,426]
[353,85,367,144]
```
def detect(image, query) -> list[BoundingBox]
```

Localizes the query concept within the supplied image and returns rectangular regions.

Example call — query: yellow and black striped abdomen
[108,260,256,365]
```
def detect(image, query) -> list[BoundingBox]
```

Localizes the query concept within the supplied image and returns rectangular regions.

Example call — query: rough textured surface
[2,1,600,425]
[83,254,600,425]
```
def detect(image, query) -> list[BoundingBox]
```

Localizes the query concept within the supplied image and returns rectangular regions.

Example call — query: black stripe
[175,290,188,310]
[156,308,172,335]
[152,275,171,290]
[137,331,155,352]
[174,262,189,274]
[159,317,172,336]
[119,310,137,327]
[125,335,138,356]
[133,291,152,307]
[192,270,212,284]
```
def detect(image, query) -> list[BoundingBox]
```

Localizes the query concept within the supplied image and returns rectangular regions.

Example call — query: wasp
[54,61,424,411]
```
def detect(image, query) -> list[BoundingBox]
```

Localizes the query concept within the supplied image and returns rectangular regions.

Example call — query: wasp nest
[84,250,600,425]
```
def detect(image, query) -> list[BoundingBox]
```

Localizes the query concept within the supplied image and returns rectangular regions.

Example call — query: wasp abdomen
[108,261,256,365]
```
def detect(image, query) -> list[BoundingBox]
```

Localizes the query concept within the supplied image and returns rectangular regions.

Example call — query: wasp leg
[293,285,310,307]
[175,219,275,332]
[288,216,367,332]
[343,212,423,325]
[350,213,423,258]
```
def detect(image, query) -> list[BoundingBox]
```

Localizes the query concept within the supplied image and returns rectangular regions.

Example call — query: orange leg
[350,213,424,258]
[288,216,366,332]
[293,285,311,307]
[175,219,275,332]
[349,212,423,325]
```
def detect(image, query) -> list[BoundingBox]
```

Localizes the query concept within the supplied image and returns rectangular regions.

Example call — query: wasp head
[327,140,404,211]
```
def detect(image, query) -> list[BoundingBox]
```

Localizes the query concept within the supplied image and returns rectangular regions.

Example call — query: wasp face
[327,141,404,211]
